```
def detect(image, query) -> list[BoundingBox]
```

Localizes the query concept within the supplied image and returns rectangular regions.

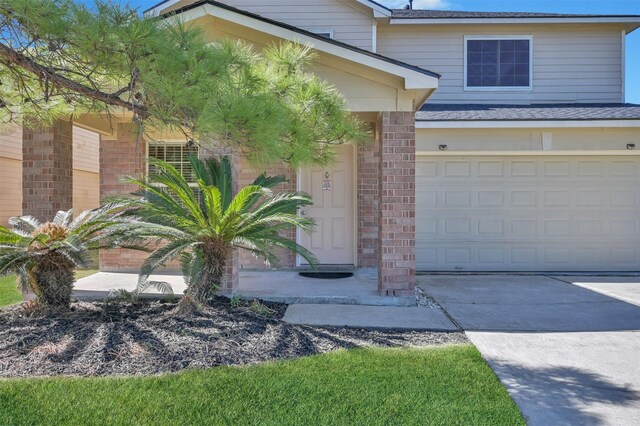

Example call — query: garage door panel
[443,160,471,176]
[420,218,640,243]
[577,160,605,176]
[416,155,640,271]
[416,243,640,271]
[478,161,504,176]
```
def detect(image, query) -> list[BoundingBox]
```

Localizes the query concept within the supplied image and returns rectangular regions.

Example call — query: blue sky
[129,0,640,103]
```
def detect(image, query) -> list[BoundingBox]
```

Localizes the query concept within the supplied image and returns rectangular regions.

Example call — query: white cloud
[382,0,452,10]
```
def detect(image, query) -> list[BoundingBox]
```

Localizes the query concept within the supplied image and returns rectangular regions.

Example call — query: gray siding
[165,0,375,51]
[377,24,624,104]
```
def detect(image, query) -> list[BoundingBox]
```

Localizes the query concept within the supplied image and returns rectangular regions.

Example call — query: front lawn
[0,275,22,307]
[0,345,524,425]
[0,269,98,308]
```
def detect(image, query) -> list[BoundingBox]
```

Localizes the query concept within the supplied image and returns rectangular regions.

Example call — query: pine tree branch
[0,41,148,118]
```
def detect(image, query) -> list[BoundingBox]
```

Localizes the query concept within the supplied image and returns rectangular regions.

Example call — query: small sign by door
[323,180,332,191]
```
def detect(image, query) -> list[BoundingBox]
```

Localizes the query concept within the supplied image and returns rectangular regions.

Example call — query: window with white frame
[465,36,532,90]
[148,142,198,183]
[310,29,334,39]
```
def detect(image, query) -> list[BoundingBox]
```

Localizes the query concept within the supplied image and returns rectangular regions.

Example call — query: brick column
[200,146,240,294]
[378,111,416,297]
[99,123,144,201]
[99,122,146,271]
[357,125,380,268]
[22,120,73,222]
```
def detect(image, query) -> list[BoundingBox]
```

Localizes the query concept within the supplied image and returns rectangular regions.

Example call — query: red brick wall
[237,158,297,269]
[378,111,416,296]
[22,121,73,222]
[99,123,148,272]
[357,128,380,268]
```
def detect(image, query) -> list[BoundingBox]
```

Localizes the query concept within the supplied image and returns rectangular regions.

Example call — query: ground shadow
[489,360,640,425]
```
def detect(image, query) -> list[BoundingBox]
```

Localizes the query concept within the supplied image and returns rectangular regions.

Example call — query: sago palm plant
[0,205,135,310]
[123,155,317,305]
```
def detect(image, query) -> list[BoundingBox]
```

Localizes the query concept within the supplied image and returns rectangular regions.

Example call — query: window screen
[467,39,530,88]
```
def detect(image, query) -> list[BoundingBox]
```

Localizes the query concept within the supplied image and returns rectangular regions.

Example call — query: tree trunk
[185,242,229,304]
[32,253,75,310]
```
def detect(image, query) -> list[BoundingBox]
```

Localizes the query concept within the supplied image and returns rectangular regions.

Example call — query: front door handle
[300,210,307,216]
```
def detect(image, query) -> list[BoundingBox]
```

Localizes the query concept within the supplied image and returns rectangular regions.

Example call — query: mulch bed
[0,298,468,378]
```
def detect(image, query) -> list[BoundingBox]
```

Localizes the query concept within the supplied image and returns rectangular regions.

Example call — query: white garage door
[416,155,640,271]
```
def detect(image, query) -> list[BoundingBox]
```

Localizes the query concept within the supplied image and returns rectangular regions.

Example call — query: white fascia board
[354,0,391,17]
[390,17,640,25]
[416,120,640,129]
[179,4,438,90]
[144,0,181,17]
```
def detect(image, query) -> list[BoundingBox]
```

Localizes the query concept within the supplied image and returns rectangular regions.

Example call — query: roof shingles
[391,9,640,19]
[417,104,640,121]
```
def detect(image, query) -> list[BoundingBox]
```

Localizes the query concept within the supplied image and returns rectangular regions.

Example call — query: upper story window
[310,29,334,39]
[464,36,532,91]
[148,142,198,184]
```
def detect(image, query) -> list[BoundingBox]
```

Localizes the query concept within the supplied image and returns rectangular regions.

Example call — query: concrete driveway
[418,275,640,426]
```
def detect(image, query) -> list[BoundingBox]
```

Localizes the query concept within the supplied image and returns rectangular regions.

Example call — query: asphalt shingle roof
[416,104,640,121]
[391,9,640,19]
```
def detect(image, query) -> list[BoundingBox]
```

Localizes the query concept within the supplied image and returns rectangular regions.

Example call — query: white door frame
[296,144,359,267]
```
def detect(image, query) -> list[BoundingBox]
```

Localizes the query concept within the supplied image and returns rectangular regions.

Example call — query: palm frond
[145,158,207,226]
[190,154,233,210]
[139,239,200,279]
[53,210,74,227]
[179,248,204,289]
[0,251,37,275]
[8,215,41,231]
[199,182,223,229]
[252,173,287,189]
[136,278,174,296]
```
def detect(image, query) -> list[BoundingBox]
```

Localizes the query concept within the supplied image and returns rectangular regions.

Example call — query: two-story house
[7,0,640,299]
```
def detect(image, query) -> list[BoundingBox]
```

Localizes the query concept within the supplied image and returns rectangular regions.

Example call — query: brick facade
[22,121,73,222]
[357,127,380,268]
[377,111,416,296]
[95,113,418,299]
[237,157,297,270]
[99,123,147,272]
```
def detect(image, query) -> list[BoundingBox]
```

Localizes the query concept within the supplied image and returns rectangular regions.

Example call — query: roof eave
[416,119,640,129]
[160,1,440,90]
[354,0,391,17]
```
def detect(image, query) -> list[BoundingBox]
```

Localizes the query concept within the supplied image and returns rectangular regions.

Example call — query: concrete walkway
[419,274,640,426]
[283,304,457,331]
[73,270,414,306]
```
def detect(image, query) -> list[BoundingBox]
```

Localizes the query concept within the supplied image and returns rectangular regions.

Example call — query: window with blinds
[148,143,198,183]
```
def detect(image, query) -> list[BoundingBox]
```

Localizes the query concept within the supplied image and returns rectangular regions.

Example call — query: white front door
[299,145,355,265]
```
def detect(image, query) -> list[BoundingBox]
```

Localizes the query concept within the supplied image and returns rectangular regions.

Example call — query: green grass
[0,269,98,308]
[0,345,523,425]
[0,275,22,307]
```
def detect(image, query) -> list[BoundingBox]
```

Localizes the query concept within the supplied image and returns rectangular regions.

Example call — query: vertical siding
[0,158,22,226]
[73,126,100,173]
[377,24,624,104]
[73,126,100,213]
[0,126,22,160]
[73,170,100,214]
[164,0,375,51]
[0,126,23,225]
